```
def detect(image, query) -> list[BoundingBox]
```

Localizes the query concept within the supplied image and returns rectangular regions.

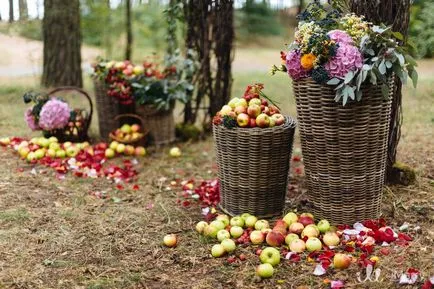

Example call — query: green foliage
[0,20,42,41]
[409,0,434,58]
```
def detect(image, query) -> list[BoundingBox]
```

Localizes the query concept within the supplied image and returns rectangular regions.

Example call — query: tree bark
[349,0,411,184]
[125,0,133,60]
[8,0,14,23]
[41,0,83,88]
[19,0,29,21]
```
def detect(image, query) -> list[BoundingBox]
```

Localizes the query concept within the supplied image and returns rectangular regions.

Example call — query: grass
[0,54,433,288]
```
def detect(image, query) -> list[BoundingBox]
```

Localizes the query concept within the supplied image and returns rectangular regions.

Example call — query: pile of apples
[105,141,146,158]
[112,123,144,143]
[192,212,351,279]
[214,84,285,128]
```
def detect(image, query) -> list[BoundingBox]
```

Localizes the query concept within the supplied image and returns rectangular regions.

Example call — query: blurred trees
[19,0,29,21]
[125,0,133,60]
[42,0,83,88]
[409,0,434,58]
[9,0,14,23]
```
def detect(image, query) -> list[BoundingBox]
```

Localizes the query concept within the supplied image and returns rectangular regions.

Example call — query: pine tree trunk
[41,0,83,88]
[8,0,14,23]
[125,0,133,60]
[349,0,411,184]
[19,0,28,21]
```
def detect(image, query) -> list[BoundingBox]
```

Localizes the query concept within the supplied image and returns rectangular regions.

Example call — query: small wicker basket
[135,104,175,146]
[293,78,394,224]
[213,117,297,219]
[109,114,149,146]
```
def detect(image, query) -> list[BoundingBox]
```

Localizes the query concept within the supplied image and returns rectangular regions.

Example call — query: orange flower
[300,53,316,70]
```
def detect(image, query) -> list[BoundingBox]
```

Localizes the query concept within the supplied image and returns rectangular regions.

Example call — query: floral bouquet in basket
[213,84,286,129]
[271,1,418,105]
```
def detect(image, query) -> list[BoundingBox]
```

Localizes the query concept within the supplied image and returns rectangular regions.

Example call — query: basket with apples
[109,114,148,145]
[212,84,296,218]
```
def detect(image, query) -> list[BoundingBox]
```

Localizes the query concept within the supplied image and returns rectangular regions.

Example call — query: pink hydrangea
[38,98,71,131]
[324,44,363,78]
[24,107,40,131]
[328,30,354,45]
[286,50,309,80]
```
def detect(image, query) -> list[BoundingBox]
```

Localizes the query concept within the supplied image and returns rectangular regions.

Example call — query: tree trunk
[8,0,14,23]
[349,0,411,184]
[19,0,28,21]
[125,0,133,60]
[41,0,83,88]
[297,0,304,15]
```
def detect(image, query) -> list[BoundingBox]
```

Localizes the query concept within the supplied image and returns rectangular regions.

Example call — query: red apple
[263,106,271,115]
[265,231,285,247]
[269,105,280,115]
[163,234,177,247]
[247,104,261,118]
[299,215,315,227]
[289,239,306,253]
[249,118,257,128]
[256,113,270,128]
[234,105,247,115]
[289,222,304,234]
[261,99,268,106]
[272,220,287,235]
[237,113,250,127]
[131,124,140,132]
[333,253,352,269]
[271,114,285,126]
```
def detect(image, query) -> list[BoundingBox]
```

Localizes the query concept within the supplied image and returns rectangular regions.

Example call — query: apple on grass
[217,230,231,242]
[196,221,208,234]
[204,225,218,238]
[210,220,226,231]
[249,230,264,245]
[135,146,146,157]
[245,215,258,228]
[230,226,244,238]
[266,231,285,247]
[169,147,182,157]
[272,220,288,235]
[105,148,115,159]
[46,149,56,158]
[333,253,352,269]
[285,233,299,246]
[215,214,230,227]
[259,247,281,266]
[289,239,306,253]
[323,232,340,247]
[230,216,244,228]
[109,141,119,150]
[18,147,30,158]
[221,239,236,253]
[254,220,269,231]
[317,219,331,233]
[116,143,126,154]
[56,149,66,158]
[301,225,320,238]
[256,263,274,278]
[163,234,177,247]
[66,146,79,157]
[211,244,226,257]
[237,113,250,127]
[283,212,298,226]
[289,222,304,234]
[305,237,322,252]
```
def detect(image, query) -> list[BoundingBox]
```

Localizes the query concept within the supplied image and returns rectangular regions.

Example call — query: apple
[217,230,231,242]
[269,105,280,115]
[56,149,66,158]
[210,220,226,231]
[116,143,126,154]
[221,239,236,253]
[289,239,306,253]
[263,106,271,116]
[240,213,251,221]
[46,148,56,158]
[39,138,50,148]
[0,137,11,145]
[254,220,269,231]
[256,113,270,128]
[237,113,250,128]
[131,124,140,132]
[169,147,182,157]
[245,216,258,228]
[234,105,247,115]
[18,146,30,158]
[230,216,244,228]
[230,226,244,238]
[333,253,352,269]
[63,141,72,149]
[323,232,340,247]
[135,146,146,157]
[283,212,298,226]
[261,99,268,106]
[85,147,94,156]
[298,215,315,227]
[305,237,322,252]
[259,247,281,266]
[66,146,79,157]
[300,212,314,219]
[228,98,240,109]
[247,104,261,118]
[249,118,257,128]
[317,219,331,233]
[237,98,248,108]
[272,220,288,235]
[163,234,177,247]
[271,114,285,126]
[301,225,320,238]
[204,225,218,238]
[256,263,274,278]
[26,152,36,162]
[211,244,226,257]
[34,149,45,159]
[220,105,233,116]
[49,142,60,151]
[105,148,115,159]
[216,214,230,227]
[261,228,272,235]
[124,145,135,156]
[249,98,261,106]
[109,141,119,150]
[133,65,144,75]
[266,231,285,247]
[115,61,126,69]
[289,222,304,234]
[250,230,264,244]
[285,233,299,246]
[120,124,131,134]
[196,221,208,234]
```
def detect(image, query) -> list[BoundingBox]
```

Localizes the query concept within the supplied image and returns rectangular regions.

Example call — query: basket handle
[47,86,93,130]
[114,113,145,128]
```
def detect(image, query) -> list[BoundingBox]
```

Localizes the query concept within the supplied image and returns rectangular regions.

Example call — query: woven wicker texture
[293,78,394,225]
[93,79,119,140]
[109,114,149,146]
[135,105,175,145]
[213,117,296,219]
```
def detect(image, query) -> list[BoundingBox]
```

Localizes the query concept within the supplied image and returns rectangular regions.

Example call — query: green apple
[230,226,244,238]
[49,142,60,151]
[317,219,331,233]
[289,239,306,253]
[323,232,340,247]
[163,234,177,247]
[240,213,251,221]
[204,225,218,238]
[210,220,225,231]
[236,98,248,108]
[283,212,298,226]
[39,138,50,148]
[259,247,281,266]
[105,148,115,159]
[301,225,320,238]
[305,237,322,252]
[120,124,132,134]
[169,147,182,157]
[285,233,299,246]
[249,230,264,244]
[215,214,230,227]
[56,149,66,158]
[228,97,240,109]
[254,220,269,231]
[34,149,45,159]
[18,146,30,158]
[221,239,236,253]
[217,230,231,242]
[109,141,119,150]
[66,146,79,157]
[256,263,274,278]
[63,141,72,149]
[116,143,126,154]
[211,244,225,257]
[195,221,208,234]
[245,215,258,228]
[249,98,261,106]
[230,216,244,227]
[48,136,58,143]
[46,149,56,158]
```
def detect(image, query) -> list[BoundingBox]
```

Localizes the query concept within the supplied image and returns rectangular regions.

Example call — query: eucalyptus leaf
[392,31,404,41]
[370,71,377,85]
[396,53,405,66]
[362,64,371,71]
[410,69,418,88]
[381,84,389,98]
[344,71,354,84]
[379,60,386,74]
[348,86,355,100]
[362,70,369,82]
[343,93,348,106]
[385,61,392,68]
[327,78,341,85]
[356,90,362,101]
[366,48,375,56]
[357,72,363,90]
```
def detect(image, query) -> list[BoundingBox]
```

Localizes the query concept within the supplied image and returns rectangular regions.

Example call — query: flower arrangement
[272,1,418,105]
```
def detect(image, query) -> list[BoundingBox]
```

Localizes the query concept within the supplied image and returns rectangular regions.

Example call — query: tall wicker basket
[293,78,394,225]
[213,117,297,219]
[135,105,175,145]
[93,78,119,140]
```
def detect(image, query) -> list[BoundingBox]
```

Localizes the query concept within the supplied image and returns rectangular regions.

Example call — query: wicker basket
[45,87,93,143]
[93,78,119,140]
[135,104,175,145]
[293,78,394,225]
[109,114,149,146]
[213,117,297,219]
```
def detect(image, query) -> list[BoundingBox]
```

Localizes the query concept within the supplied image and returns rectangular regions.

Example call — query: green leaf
[357,72,363,90]
[344,71,354,84]
[366,48,375,56]
[362,70,369,82]
[410,69,418,88]
[356,90,362,101]
[112,197,122,203]
[381,84,389,98]
[395,53,405,66]
[370,71,377,85]
[379,60,386,74]
[348,86,355,100]
[327,78,341,85]
[392,31,404,41]
[404,54,418,67]
[362,64,371,71]
[385,61,393,69]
